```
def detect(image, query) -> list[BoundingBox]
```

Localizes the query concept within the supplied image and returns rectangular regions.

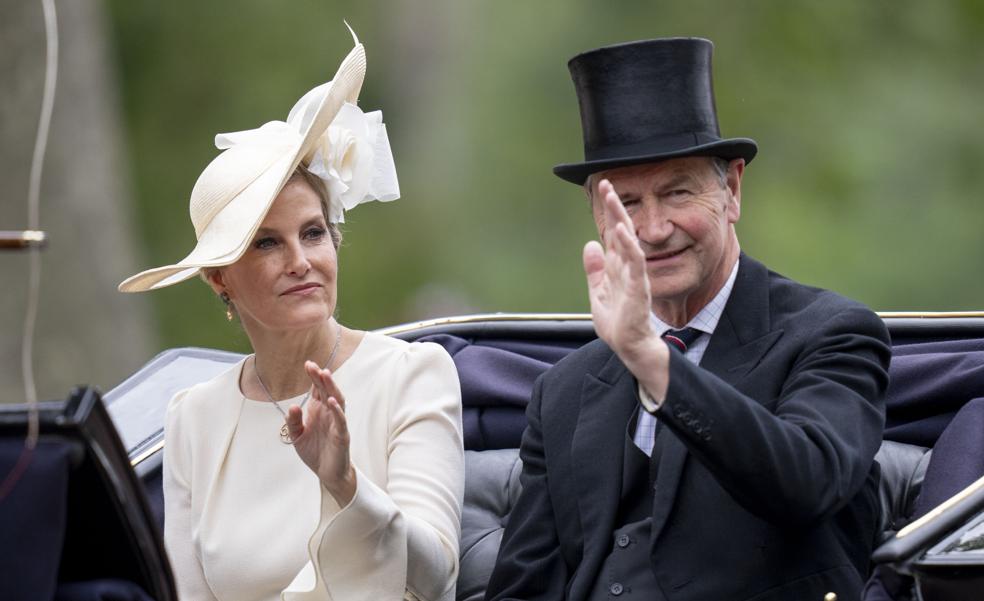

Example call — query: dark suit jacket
[486,254,892,601]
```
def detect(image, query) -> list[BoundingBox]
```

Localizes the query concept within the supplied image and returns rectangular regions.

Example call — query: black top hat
[553,37,757,185]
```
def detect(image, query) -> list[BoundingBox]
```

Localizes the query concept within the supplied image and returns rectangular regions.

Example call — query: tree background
[3,0,983,398]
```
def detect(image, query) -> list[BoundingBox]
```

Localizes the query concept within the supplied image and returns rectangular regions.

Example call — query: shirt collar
[650,257,740,337]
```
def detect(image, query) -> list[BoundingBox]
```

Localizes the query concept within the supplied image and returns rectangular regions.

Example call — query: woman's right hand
[284,361,357,506]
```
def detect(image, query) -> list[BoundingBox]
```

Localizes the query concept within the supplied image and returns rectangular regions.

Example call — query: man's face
[590,156,743,313]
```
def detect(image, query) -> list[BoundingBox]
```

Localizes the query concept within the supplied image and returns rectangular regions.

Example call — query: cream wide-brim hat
[118,34,368,293]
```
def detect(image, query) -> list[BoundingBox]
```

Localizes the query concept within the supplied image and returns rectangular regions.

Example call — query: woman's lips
[281,283,322,296]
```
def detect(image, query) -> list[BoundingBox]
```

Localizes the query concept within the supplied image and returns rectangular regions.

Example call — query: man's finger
[598,179,624,251]
[601,179,633,235]
[597,180,616,251]
[614,222,646,280]
[583,240,606,286]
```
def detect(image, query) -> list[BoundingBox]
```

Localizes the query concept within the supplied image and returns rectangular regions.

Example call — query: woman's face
[209,178,338,333]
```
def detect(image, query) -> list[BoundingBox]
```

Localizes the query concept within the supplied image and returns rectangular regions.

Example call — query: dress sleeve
[163,389,218,601]
[283,341,465,601]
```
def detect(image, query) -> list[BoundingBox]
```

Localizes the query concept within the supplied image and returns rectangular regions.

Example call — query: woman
[119,32,464,601]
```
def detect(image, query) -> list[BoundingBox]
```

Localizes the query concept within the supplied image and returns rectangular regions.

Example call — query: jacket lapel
[571,347,639,569]
[700,255,783,386]
[650,254,784,544]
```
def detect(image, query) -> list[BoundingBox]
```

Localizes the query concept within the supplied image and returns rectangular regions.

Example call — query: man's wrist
[637,381,664,412]
[620,334,671,404]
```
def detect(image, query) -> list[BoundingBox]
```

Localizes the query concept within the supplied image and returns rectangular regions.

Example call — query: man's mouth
[646,247,688,262]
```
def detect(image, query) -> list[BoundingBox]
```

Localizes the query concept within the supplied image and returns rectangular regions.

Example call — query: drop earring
[220,292,233,321]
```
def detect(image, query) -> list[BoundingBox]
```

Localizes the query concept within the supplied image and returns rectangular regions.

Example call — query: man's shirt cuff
[637,381,665,413]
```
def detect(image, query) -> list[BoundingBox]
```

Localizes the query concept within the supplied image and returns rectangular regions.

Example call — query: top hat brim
[553,137,758,185]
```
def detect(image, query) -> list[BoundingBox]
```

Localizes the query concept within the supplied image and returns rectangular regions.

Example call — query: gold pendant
[280,423,294,445]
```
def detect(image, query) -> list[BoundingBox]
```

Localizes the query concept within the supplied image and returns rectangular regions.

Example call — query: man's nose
[635,202,673,245]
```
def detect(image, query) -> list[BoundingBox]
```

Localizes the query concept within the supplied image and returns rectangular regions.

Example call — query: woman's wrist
[323,464,357,506]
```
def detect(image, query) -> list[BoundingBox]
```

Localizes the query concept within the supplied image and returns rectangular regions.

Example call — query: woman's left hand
[285,361,357,506]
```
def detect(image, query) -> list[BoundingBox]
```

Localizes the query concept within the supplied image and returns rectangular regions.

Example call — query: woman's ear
[203,268,227,297]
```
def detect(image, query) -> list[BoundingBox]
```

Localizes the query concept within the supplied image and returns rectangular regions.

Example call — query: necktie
[662,327,703,354]
[633,328,704,455]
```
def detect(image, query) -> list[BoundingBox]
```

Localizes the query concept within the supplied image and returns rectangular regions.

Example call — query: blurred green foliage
[106,0,984,353]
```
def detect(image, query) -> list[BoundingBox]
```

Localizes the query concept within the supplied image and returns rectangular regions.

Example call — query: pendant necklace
[254,322,342,445]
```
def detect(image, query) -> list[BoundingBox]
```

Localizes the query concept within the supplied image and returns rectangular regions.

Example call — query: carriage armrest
[875,440,931,539]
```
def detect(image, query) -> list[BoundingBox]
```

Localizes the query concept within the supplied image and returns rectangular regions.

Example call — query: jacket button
[616,534,630,548]
[609,582,624,596]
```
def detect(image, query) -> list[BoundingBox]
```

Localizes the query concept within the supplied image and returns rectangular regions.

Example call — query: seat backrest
[108,321,984,601]
[458,449,523,601]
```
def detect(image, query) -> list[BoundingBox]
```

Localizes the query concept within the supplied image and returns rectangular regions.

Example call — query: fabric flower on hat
[307,103,399,223]
[213,81,400,225]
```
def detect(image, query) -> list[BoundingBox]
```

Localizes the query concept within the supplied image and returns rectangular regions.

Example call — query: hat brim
[119,40,367,293]
[552,138,758,185]
[118,151,297,292]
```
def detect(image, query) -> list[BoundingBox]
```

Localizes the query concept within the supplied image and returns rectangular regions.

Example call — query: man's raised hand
[583,179,656,361]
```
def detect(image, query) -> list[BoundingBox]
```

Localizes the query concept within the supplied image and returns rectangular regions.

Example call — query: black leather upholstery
[458,450,523,601]
[873,442,931,539]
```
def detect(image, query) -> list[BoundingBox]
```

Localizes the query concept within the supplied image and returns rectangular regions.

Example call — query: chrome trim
[895,474,984,538]
[877,311,984,318]
[130,438,164,467]
[375,311,984,338]
[374,312,593,336]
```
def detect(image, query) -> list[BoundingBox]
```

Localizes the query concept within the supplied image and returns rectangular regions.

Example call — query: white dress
[163,332,464,601]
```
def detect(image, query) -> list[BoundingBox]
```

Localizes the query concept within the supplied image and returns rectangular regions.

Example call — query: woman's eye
[304,227,326,241]
[253,237,277,250]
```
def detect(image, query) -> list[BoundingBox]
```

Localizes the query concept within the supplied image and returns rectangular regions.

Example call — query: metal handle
[0,230,48,250]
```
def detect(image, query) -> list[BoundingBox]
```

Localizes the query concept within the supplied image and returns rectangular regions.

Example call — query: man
[485,38,891,601]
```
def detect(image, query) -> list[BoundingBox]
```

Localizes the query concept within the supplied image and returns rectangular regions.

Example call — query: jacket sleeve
[484,375,571,601]
[163,389,219,601]
[283,342,464,601]
[657,305,891,527]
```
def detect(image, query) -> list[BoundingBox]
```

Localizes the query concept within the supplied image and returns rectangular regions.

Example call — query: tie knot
[662,328,702,353]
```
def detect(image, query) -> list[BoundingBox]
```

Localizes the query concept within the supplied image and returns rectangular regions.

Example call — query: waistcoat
[585,414,665,600]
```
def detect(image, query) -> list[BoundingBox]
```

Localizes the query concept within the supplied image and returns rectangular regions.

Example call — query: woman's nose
[285,242,311,276]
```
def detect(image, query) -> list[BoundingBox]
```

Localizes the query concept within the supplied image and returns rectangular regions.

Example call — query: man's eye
[254,237,276,250]
[669,188,692,198]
